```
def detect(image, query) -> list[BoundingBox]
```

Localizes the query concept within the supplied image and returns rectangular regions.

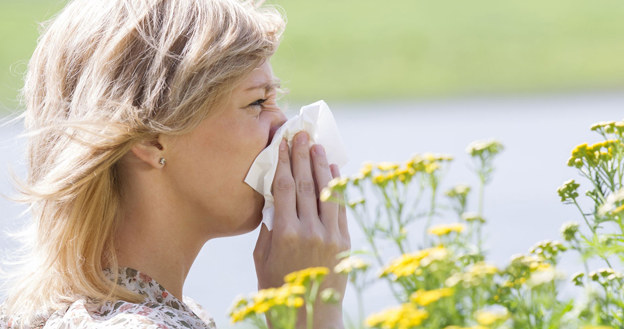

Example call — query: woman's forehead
[239,62,278,91]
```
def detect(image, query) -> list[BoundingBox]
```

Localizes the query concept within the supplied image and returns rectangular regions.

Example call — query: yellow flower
[284,267,329,286]
[351,172,366,185]
[529,261,551,272]
[377,161,399,171]
[394,167,416,183]
[428,223,465,236]
[410,288,454,306]
[229,282,306,323]
[475,308,509,325]
[424,162,440,174]
[360,162,374,177]
[327,176,349,189]
[381,247,448,279]
[445,262,497,287]
[366,303,429,329]
[582,326,615,329]
[320,188,333,202]
[322,177,349,201]
[229,295,253,323]
[502,277,526,288]
[568,140,623,169]
[381,253,421,279]
[469,262,498,276]
[334,256,370,275]
[407,156,424,171]
[444,326,488,329]
[373,173,390,186]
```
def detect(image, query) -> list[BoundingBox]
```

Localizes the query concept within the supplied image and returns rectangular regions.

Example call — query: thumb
[253,223,272,264]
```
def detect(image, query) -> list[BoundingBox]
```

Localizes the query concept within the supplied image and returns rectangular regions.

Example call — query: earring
[159,158,166,166]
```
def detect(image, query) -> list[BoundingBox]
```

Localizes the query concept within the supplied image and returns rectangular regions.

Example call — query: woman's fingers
[312,144,339,231]
[272,139,297,231]
[291,132,319,222]
[270,133,346,238]
[258,136,350,299]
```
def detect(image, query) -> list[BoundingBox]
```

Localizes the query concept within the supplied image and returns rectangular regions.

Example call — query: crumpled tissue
[244,100,348,230]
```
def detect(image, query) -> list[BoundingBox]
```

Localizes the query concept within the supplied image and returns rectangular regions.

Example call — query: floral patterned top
[0,267,217,329]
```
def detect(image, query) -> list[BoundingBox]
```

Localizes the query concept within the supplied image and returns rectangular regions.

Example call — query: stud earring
[159,158,166,166]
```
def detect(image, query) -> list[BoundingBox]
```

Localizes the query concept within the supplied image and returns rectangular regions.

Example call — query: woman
[0,0,350,328]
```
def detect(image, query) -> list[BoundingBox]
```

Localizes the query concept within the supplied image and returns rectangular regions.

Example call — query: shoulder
[40,298,216,329]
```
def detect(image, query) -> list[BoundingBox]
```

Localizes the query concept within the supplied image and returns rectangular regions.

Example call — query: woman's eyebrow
[244,79,281,92]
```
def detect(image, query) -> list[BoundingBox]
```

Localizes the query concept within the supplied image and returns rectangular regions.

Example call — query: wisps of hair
[1,0,284,327]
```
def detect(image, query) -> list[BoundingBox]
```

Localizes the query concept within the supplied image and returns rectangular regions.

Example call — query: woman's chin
[233,205,265,235]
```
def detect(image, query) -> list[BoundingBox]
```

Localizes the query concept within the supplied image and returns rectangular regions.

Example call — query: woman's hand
[254,131,350,329]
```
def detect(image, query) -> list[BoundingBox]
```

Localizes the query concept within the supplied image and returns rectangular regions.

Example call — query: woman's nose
[268,107,287,144]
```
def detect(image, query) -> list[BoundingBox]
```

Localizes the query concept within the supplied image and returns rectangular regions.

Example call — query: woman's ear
[130,137,167,169]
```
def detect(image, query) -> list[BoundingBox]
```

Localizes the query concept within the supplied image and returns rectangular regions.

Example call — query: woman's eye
[248,98,267,108]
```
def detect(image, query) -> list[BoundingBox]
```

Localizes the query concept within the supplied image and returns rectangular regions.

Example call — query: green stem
[423,183,438,246]
[356,286,365,329]
[477,174,486,253]
[306,281,320,329]
[573,199,595,234]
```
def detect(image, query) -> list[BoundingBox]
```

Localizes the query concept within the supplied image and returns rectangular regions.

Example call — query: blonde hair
[1,0,284,326]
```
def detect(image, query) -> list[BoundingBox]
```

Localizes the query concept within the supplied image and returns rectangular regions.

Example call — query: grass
[0,0,66,111]
[271,0,624,103]
[1,0,624,109]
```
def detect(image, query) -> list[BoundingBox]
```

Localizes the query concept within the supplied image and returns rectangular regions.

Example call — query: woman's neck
[114,178,207,300]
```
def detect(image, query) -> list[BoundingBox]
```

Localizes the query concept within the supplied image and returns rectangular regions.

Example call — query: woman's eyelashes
[248,98,267,109]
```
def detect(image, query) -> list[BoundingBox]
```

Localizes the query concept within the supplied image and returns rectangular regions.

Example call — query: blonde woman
[0,0,349,328]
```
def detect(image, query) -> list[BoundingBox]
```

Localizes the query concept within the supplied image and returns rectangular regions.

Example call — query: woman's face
[164,61,286,238]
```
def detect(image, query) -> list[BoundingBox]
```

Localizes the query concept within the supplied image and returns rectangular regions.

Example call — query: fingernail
[296,132,308,145]
[314,144,326,156]
[280,139,287,151]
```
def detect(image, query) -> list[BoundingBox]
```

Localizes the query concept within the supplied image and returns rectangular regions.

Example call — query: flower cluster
[428,223,465,236]
[446,184,471,214]
[229,283,305,324]
[284,267,329,286]
[380,247,449,280]
[366,303,429,329]
[560,222,580,241]
[229,267,330,328]
[474,308,509,326]
[567,140,622,169]
[466,140,504,159]
[590,120,624,137]
[445,262,497,288]
[598,188,624,216]
[334,256,370,275]
[233,119,624,329]
[588,268,623,286]
[528,239,566,263]
[410,288,454,306]
[467,139,504,192]
[321,153,454,201]
[557,179,580,202]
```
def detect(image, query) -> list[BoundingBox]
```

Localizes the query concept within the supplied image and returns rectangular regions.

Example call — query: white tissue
[244,100,348,230]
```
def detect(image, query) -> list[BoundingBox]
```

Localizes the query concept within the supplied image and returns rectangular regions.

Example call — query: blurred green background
[1,0,624,110]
